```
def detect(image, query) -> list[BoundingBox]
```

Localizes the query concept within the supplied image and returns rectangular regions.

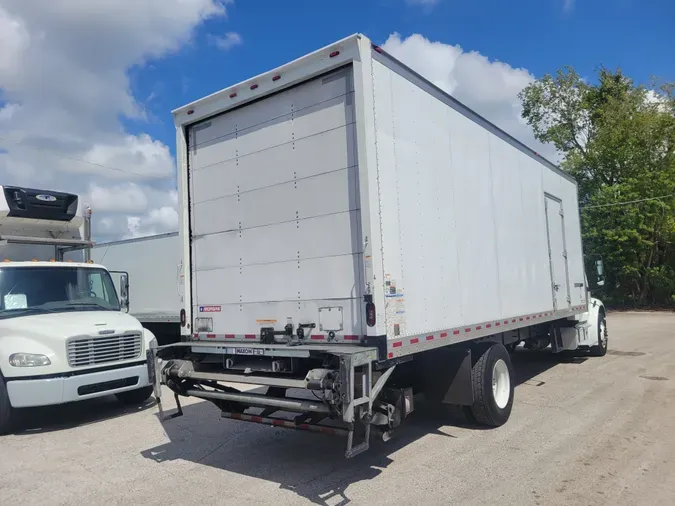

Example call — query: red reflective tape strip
[526,316,530,320]
[343,335,359,341]
[310,335,324,341]
[225,334,235,339]
[465,328,471,333]
[426,335,434,341]
[244,334,256,339]
[495,322,501,327]
[519,318,524,321]
[231,413,242,420]
[476,326,482,330]
[486,324,492,328]
[206,334,216,339]
[440,332,448,338]
[512,319,516,323]
[504,320,509,324]
[453,330,460,335]
[410,337,419,344]
[393,341,403,348]
[272,419,285,427]
[251,416,263,423]
[388,352,394,358]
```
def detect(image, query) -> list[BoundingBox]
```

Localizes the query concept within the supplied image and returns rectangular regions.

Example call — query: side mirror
[110,271,130,313]
[595,259,605,287]
[120,273,129,312]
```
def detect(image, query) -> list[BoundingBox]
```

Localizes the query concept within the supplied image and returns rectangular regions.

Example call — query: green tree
[519,68,675,307]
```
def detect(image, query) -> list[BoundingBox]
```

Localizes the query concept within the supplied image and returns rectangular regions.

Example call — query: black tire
[469,343,514,427]
[0,375,15,435]
[590,311,608,357]
[115,386,154,405]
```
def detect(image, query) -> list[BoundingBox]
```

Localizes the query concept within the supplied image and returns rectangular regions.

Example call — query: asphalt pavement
[1,312,674,505]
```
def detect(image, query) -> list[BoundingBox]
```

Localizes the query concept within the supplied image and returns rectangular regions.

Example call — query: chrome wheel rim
[492,359,510,409]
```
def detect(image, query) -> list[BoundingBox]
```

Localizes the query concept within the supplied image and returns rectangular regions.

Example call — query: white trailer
[0,185,156,434]
[151,34,608,457]
[82,233,183,345]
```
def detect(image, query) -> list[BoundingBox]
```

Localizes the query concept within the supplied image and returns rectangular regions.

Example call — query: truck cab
[0,186,156,433]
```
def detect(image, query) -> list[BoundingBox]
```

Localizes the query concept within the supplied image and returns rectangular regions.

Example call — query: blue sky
[0,0,673,240]
[131,0,675,153]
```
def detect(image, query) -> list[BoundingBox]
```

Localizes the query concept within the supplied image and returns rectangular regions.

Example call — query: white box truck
[77,233,183,345]
[150,34,608,457]
[0,185,156,433]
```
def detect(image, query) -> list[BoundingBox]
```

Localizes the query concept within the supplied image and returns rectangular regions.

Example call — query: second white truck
[0,185,156,433]
[150,34,608,457]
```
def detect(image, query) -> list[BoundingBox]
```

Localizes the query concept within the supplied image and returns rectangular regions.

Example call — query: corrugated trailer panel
[371,55,586,344]
[187,66,366,339]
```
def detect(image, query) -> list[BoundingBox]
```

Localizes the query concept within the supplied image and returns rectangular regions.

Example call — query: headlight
[194,317,213,332]
[9,353,51,367]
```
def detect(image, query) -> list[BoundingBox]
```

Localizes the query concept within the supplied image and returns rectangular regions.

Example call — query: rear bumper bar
[184,388,331,414]
[222,411,348,437]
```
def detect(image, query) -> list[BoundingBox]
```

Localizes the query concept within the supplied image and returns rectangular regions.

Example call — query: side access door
[544,194,571,311]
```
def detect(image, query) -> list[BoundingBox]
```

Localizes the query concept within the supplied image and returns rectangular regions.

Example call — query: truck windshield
[0,266,120,319]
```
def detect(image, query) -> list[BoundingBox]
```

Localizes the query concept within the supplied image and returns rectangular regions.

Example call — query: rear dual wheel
[467,343,515,427]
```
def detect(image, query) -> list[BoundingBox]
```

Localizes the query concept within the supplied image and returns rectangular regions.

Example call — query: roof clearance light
[3,259,10,262]
[50,259,56,262]
[272,75,281,82]
[329,50,340,58]
[250,84,258,90]
[373,45,383,54]
[32,258,38,262]
[186,109,194,115]
[229,92,237,98]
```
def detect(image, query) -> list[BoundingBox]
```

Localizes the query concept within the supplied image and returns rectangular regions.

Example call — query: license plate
[233,348,264,356]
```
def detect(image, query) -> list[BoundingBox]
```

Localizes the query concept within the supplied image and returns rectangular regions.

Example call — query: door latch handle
[553,284,560,291]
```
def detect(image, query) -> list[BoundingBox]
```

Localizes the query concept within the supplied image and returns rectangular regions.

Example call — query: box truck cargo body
[152,34,607,457]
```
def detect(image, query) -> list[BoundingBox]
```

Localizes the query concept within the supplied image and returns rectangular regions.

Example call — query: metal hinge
[562,251,567,258]
[559,209,564,217]
[567,295,571,303]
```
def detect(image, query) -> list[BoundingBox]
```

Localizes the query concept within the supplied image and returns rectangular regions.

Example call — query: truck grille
[67,333,142,367]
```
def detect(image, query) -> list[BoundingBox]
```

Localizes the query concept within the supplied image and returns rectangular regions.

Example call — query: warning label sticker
[199,306,221,312]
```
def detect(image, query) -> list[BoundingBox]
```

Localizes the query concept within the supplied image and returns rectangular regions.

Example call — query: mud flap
[419,347,474,406]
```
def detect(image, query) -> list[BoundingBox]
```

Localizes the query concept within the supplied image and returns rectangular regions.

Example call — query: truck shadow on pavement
[11,396,157,435]
[140,348,588,506]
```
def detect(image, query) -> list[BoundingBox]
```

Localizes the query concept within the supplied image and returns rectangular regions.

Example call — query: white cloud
[126,206,179,239]
[381,33,559,161]
[0,0,227,241]
[88,183,150,214]
[208,31,243,51]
